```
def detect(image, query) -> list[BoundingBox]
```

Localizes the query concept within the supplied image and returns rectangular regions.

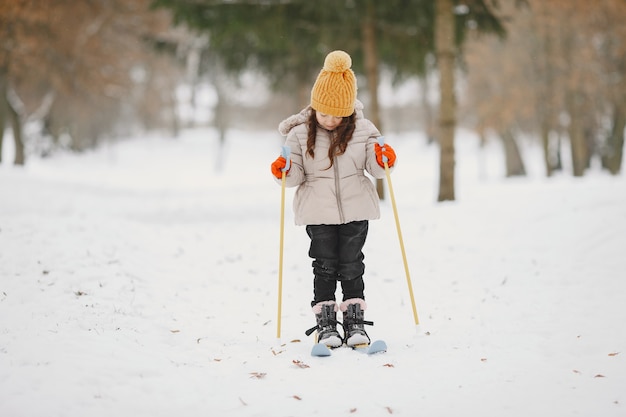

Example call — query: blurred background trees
[1,0,624,193]
[463,0,626,177]
[152,0,505,200]
[0,0,181,164]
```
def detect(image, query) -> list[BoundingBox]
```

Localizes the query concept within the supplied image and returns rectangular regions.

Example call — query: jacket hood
[278,99,365,137]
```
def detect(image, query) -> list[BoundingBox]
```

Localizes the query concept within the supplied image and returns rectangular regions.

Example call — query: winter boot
[305,301,343,348]
[340,299,372,348]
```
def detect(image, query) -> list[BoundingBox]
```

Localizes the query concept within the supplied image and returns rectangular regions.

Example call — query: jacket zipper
[333,156,344,223]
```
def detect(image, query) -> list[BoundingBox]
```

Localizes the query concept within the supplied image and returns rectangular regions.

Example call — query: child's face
[316,112,343,131]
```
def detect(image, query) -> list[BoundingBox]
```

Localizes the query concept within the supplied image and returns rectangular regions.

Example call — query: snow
[1,128,625,417]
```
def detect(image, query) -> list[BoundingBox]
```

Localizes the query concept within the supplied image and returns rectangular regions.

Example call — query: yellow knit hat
[310,50,357,117]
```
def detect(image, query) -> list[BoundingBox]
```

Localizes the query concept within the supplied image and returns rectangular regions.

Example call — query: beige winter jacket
[277,101,391,226]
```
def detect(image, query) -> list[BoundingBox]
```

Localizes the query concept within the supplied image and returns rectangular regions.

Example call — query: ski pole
[277,146,291,339]
[378,137,420,326]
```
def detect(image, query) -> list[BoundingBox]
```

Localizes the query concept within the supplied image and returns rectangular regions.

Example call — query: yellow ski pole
[378,137,420,325]
[277,146,290,339]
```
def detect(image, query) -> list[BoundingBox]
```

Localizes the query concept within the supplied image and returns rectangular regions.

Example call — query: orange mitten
[375,143,396,168]
[271,156,288,179]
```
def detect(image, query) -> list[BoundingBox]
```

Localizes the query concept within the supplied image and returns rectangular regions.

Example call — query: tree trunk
[0,73,6,164]
[566,92,587,177]
[435,0,456,201]
[7,96,24,165]
[540,121,553,177]
[602,104,625,175]
[500,129,526,177]
[361,0,385,200]
[555,132,563,172]
[0,16,10,165]
[213,81,229,174]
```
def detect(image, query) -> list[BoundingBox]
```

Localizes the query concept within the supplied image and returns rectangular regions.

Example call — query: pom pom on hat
[323,50,352,73]
[311,50,357,117]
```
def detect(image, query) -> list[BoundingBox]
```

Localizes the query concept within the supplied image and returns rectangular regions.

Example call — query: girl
[270,50,396,348]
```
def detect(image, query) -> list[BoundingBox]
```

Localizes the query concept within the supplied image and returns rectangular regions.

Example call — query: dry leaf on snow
[292,360,310,369]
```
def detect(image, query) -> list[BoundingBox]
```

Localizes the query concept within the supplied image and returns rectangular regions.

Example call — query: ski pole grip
[281,146,291,171]
[377,136,388,163]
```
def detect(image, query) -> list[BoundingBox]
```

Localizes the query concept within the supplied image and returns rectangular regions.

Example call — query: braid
[306,111,317,159]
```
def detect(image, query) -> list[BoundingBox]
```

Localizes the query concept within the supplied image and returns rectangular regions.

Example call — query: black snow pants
[306,220,368,307]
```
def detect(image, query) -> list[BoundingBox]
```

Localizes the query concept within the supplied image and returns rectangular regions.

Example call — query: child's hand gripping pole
[378,137,420,326]
[277,146,290,339]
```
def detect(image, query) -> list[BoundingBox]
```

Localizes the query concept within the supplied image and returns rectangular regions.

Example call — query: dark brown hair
[306,110,356,168]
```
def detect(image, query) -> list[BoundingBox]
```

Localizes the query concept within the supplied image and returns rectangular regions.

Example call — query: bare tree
[361,0,386,199]
[463,0,625,177]
[435,0,456,201]
[0,0,185,163]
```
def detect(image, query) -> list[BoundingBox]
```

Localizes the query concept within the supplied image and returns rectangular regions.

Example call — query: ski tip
[367,339,387,355]
[311,343,332,357]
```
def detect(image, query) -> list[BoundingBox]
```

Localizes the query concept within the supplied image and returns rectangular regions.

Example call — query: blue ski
[366,339,387,354]
[311,343,332,356]
[310,340,387,357]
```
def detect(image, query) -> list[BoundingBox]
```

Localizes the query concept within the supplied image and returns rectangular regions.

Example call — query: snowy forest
[1,0,624,197]
[2,2,625,416]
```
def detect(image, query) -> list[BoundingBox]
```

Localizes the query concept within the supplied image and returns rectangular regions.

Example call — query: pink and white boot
[306,301,343,348]
[340,298,372,348]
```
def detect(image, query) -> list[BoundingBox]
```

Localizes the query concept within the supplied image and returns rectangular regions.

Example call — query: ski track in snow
[1,128,625,417]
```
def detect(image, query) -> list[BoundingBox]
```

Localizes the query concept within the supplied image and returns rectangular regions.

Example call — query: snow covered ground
[1,128,625,417]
